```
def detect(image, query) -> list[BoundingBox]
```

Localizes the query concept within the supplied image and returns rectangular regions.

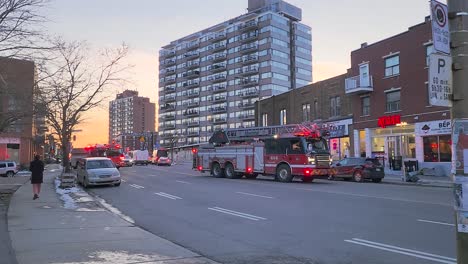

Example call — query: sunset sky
[41,0,432,147]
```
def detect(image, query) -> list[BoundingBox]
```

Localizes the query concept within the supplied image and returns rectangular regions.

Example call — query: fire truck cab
[194,123,333,183]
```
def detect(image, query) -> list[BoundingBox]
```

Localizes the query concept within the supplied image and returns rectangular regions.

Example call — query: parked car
[76,157,121,188]
[331,157,384,183]
[156,156,172,166]
[0,161,18,177]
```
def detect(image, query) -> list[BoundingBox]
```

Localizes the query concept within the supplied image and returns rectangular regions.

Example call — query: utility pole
[448,0,468,263]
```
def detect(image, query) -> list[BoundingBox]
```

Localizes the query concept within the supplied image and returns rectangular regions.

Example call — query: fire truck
[194,123,333,182]
[83,144,124,168]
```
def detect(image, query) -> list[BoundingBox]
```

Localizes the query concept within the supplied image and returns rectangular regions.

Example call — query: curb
[382,179,452,188]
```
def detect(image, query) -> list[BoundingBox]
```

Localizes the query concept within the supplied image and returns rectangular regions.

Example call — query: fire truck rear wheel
[224,163,240,179]
[212,163,225,178]
[276,164,293,182]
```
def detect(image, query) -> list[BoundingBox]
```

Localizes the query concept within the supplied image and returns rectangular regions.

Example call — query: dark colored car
[331,157,384,183]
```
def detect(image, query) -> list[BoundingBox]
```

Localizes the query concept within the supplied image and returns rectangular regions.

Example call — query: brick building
[346,17,450,175]
[0,57,44,166]
[256,74,353,160]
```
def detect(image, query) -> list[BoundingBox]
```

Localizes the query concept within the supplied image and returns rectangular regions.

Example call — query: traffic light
[192,148,198,154]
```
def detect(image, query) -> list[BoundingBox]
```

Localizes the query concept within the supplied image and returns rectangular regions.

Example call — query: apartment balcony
[212,43,226,52]
[183,81,200,89]
[239,90,259,98]
[165,76,176,84]
[241,55,258,65]
[238,102,255,109]
[183,70,200,79]
[240,67,259,76]
[164,86,176,93]
[160,104,175,112]
[186,42,199,51]
[238,114,255,121]
[239,21,258,32]
[212,118,227,124]
[161,133,174,138]
[240,45,258,54]
[345,75,374,94]
[162,68,176,76]
[184,110,199,117]
[165,50,176,58]
[212,95,227,103]
[185,101,200,108]
[210,106,227,114]
[185,61,200,70]
[162,124,176,129]
[210,33,227,42]
[163,114,176,121]
[185,121,200,127]
[240,33,258,43]
[211,84,227,93]
[184,52,200,59]
[186,131,200,137]
[208,74,227,83]
[212,53,227,62]
[186,90,200,98]
[164,95,176,102]
[241,79,258,87]
[210,64,226,73]
[165,59,176,66]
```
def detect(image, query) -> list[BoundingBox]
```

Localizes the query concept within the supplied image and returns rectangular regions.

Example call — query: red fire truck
[84,144,124,168]
[194,123,333,182]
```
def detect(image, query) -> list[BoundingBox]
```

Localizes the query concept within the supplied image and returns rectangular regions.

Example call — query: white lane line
[129,184,144,189]
[208,207,266,221]
[417,219,455,227]
[155,192,182,200]
[121,179,127,183]
[236,192,274,199]
[345,238,456,264]
[298,188,451,207]
[176,180,191,184]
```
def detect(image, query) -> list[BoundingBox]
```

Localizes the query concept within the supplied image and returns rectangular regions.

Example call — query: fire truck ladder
[225,122,324,141]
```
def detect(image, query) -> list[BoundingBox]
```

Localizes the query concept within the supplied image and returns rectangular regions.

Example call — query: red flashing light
[115,144,121,149]
[192,148,198,154]
[246,167,253,173]
[304,169,311,175]
[197,166,203,171]
[119,154,125,161]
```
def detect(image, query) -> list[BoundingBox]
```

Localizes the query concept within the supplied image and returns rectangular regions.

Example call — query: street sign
[429,53,452,107]
[430,0,450,54]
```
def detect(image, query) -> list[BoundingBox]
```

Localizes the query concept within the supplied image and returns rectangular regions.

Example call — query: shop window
[362,96,370,116]
[386,90,400,112]
[423,135,452,162]
[359,130,366,157]
[385,55,400,77]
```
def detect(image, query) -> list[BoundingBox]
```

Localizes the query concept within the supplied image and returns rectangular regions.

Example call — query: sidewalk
[7,165,219,264]
[382,169,452,188]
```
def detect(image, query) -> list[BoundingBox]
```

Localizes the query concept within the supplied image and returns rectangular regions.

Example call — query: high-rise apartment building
[108,90,156,144]
[158,0,312,147]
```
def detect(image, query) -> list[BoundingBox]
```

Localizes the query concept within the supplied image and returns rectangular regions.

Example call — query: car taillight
[246,167,253,173]
[197,166,203,171]
[304,169,311,175]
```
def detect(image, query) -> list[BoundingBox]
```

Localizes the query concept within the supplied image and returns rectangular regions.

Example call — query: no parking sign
[430,0,450,54]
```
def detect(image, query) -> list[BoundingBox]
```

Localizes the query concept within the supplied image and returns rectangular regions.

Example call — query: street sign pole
[447,0,468,263]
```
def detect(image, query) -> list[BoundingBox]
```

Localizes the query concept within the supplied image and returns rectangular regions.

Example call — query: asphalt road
[87,163,456,264]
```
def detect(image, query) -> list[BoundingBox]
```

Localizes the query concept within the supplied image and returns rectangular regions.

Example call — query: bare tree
[39,40,130,172]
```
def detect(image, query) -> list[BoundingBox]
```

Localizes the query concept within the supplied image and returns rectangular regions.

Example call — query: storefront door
[387,136,401,168]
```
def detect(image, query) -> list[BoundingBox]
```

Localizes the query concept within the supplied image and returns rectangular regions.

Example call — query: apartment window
[385,55,400,77]
[362,96,370,116]
[302,103,311,121]
[262,113,268,126]
[330,96,341,117]
[280,109,287,125]
[426,44,434,66]
[386,90,401,112]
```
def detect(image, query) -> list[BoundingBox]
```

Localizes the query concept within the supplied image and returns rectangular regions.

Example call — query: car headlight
[88,172,97,178]
[308,157,315,164]
[112,171,120,177]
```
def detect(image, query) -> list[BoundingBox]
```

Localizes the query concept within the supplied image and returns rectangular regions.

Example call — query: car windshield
[306,138,329,154]
[87,160,115,169]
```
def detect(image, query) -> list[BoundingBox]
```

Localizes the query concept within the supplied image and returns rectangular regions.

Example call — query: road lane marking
[417,219,455,227]
[236,192,274,199]
[297,188,451,207]
[155,192,182,200]
[176,180,191,184]
[129,184,144,189]
[345,238,456,264]
[121,179,127,183]
[208,207,266,221]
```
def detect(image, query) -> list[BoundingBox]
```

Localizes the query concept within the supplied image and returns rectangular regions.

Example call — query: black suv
[331,157,384,183]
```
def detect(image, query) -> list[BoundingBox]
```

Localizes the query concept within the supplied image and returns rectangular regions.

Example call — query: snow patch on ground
[54,178,79,210]
[93,195,135,224]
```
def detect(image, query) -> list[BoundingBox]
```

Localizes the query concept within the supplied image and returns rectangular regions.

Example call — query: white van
[128,150,149,165]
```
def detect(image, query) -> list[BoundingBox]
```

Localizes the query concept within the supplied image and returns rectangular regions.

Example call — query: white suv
[0,161,18,177]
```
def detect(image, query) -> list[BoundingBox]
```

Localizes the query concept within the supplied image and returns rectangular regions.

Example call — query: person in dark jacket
[29,155,45,200]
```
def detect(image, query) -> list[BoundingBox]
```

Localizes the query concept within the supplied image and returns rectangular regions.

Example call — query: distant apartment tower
[108,90,156,144]
[158,0,312,147]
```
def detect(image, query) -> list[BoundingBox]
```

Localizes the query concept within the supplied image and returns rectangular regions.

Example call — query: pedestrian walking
[29,155,45,200]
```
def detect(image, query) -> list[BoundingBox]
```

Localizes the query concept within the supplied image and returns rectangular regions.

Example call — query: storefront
[0,137,21,163]
[353,114,416,169]
[323,118,352,161]
[414,119,451,176]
